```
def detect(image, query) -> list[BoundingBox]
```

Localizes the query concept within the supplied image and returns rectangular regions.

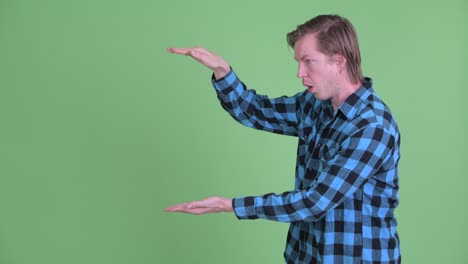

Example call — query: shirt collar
[336,77,374,120]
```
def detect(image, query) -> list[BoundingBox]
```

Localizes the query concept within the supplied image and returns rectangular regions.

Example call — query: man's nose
[297,64,307,78]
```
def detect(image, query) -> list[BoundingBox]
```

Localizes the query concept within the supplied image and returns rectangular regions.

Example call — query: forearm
[232,188,330,222]
[212,69,301,136]
[232,126,396,222]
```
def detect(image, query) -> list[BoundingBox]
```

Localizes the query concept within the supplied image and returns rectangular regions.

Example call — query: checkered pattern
[212,69,401,263]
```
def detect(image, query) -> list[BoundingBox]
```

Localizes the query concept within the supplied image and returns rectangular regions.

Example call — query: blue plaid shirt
[212,69,401,263]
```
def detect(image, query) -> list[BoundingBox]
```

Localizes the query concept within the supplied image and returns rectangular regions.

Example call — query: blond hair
[287,15,364,84]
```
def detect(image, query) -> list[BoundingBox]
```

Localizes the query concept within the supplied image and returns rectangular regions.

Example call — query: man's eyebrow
[294,55,309,62]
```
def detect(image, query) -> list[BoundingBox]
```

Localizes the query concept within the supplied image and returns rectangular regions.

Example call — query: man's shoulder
[353,94,399,135]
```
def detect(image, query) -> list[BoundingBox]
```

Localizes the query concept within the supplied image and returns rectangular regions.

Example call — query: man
[165,15,401,264]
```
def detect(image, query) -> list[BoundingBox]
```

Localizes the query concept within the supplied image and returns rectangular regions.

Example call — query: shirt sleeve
[232,125,397,222]
[212,69,302,136]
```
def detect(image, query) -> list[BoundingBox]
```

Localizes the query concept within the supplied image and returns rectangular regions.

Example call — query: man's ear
[333,53,347,73]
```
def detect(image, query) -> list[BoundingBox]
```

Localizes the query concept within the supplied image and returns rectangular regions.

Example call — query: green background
[1,0,466,263]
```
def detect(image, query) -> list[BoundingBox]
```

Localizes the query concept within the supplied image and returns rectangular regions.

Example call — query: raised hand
[165,196,233,215]
[167,46,231,80]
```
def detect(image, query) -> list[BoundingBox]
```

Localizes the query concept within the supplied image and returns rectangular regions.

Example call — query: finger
[166,47,192,56]
[177,207,218,215]
[165,206,209,214]
[166,204,224,215]
[188,207,216,215]
[164,202,190,212]
[165,207,189,213]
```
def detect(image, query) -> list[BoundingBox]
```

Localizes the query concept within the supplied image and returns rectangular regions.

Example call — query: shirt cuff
[232,196,259,220]
[211,68,245,96]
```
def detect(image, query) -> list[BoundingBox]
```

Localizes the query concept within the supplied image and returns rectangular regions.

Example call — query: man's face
[294,33,340,100]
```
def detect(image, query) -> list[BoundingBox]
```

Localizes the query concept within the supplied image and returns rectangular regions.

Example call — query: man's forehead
[294,35,318,59]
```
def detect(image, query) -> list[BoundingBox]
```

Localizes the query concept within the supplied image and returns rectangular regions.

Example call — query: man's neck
[331,80,362,112]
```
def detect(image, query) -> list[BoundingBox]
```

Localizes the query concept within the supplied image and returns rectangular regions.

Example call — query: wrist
[223,197,234,212]
[213,64,230,80]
